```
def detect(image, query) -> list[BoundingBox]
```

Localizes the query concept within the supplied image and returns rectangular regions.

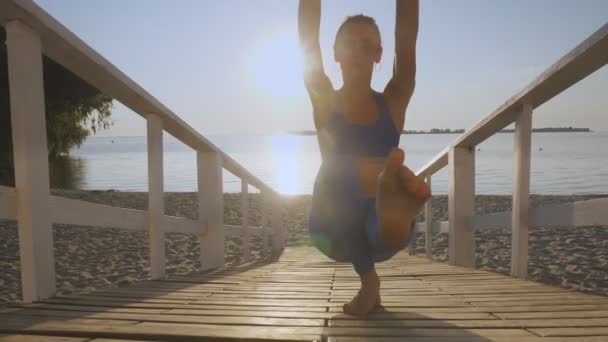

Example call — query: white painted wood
[470,198,608,230]
[46,192,608,234]
[2,0,605,209]
[448,146,476,267]
[0,186,17,220]
[416,147,448,178]
[52,196,146,230]
[511,104,533,279]
[434,221,450,234]
[270,196,285,259]
[424,175,433,258]
[225,225,265,237]
[147,114,165,279]
[472,211,512,230]
[197,151,224,270]
[0,0,279,197]
[411,23,607,177]
[163,216,199,235]
[451,24,608,149]
[2,186,263,237]
[240,180,250,259]
[407,222,418,255]
[5,20,56,303]
[261,193,270,256]
[529,197,608,227]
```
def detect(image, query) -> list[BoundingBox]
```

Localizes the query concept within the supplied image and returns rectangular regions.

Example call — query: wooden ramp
[1,247,608,342]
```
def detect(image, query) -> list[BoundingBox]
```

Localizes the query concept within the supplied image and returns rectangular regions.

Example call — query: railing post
[270,195,285,260]
[407,222,417,255]
[6,20,56,303]
[511,104,533,279]
[448,145,475,267]
[425,175,433,259]
[197,151,224,270]
[240,180,250,260]
[260,192,270,257]
[146,113,165,279]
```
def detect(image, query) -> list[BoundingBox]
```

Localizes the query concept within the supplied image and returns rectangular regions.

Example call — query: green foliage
[0,27,113,184]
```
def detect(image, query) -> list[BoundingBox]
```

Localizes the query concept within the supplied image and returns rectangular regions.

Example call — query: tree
[0,27,113,185]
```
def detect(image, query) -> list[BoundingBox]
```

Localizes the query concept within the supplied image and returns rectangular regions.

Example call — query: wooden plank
[51,295,194,304]
[5,19,56,303]
[328,337,608,342]
[529,327,608,337]
[191,299,335,307]
[483,304,608,312]
[9,308,325,327]
[0,318,320,341]
[328,318,608,328]
[14,304,167,315]
[141,322,533,338]
[90,340,163,342]
[0,316,138,327]
[41,298,329,312]
[495,310,608,320]
[468,299,608,307]
[90,340,162,342]
[197,150,224,270]
[448,146,475,267]
[67,291,209,300]
[163,309,494,320]
[0,335,88,342]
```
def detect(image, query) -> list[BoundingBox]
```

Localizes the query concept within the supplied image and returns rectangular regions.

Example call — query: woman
[298,0,431,316]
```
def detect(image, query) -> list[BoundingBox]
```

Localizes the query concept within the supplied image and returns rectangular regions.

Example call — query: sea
[49,132,608,195]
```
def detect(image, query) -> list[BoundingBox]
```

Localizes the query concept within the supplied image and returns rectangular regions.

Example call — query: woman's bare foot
[376,148,431,248]
[343,270,381,316]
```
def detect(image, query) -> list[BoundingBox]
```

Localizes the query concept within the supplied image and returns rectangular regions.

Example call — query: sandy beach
[1,190,607,304]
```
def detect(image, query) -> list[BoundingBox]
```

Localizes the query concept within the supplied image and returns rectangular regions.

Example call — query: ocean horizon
[50,131,608,196]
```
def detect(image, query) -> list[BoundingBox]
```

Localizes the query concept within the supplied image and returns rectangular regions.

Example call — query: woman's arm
[384,0,419,131]
[298,0,333,131]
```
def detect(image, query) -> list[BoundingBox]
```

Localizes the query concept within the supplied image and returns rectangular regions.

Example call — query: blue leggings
[308,161,413,275]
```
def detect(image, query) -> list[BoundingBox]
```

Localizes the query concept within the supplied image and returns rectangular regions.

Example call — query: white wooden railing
[0,0,287,303]
[415,23,608,279]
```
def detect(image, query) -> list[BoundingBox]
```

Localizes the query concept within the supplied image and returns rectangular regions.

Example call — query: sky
[34,0,608,137]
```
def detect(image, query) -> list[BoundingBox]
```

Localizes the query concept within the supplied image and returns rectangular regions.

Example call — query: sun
[249,32,304,98]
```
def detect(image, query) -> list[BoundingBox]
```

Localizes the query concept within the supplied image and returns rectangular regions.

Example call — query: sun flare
[249,32,304,97]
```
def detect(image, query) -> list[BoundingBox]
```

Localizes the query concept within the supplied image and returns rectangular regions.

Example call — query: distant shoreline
[288,127,592,136]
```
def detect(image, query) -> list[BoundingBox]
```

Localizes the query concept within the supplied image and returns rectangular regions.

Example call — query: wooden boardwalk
[1,247,608,342]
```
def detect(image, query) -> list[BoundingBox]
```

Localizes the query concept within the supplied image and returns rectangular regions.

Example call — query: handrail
[0,0,286,303]
[0,0,276,196]
[417,23,607,177]
[415,146,448,179]
[414,22,608,279]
